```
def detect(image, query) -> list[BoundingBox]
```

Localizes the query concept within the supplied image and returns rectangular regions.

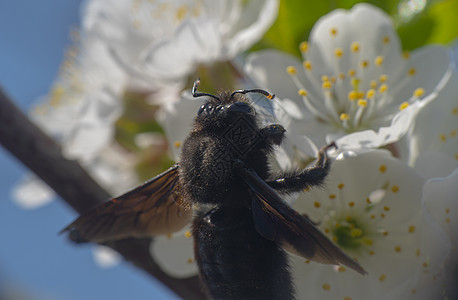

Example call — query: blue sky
[0,1,178,299]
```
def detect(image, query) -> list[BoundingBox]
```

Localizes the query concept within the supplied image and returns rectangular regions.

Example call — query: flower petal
[150,229,198,278]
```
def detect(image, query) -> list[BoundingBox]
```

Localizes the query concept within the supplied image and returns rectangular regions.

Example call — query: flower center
[286,36,425,134]
[332,216,372,251]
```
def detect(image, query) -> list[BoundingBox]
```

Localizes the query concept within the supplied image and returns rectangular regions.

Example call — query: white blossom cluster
[14,2,457,299]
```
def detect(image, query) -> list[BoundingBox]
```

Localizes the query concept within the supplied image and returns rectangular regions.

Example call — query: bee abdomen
[193,206,294,299]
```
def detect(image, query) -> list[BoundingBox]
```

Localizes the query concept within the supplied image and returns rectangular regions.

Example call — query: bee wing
[239,166,367,275]
[61,164,192,243]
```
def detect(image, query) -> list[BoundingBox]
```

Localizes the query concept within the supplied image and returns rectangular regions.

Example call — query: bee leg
[260,124,285,146]
[267,142,336,193]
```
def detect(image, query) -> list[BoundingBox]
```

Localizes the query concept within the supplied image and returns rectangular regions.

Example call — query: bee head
[191,79,274,132]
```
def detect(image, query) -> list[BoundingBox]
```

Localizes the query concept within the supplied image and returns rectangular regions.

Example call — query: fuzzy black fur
[179,90,333,299]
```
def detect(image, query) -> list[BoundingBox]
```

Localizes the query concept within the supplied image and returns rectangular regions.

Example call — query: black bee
[62,79,366,299]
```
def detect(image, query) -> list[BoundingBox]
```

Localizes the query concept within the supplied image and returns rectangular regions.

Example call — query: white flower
[291,150,451,300]
[13,32,129,210]
[158,91,206,161]
[83,0,279,94]
[419,169,458,299]
[244,3,452,153]
[403,71,458,179]
[149,227,198,279]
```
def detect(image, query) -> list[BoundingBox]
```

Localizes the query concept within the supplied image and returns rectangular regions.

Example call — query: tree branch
[0,87,205,299]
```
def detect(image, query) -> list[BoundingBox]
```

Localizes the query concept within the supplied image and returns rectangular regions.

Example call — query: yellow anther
[383,206,390,211]
[361,237,372,245]
[348,201,355,207]
[440,134,447,142]
[348,69,356,77]
[299,41,309,52]
[351,78,360,88]
[379,165,387,173]
[378,84,388,93]
[370,80,378,89]
[330,27,338,36]
[303,60,312,70]
[394,245,402,253]
[329,194,336,199]
[391,185,399,193]
[340,113,350,121]
[379,74,388,82]
[174,141,182,148]
[403,51,410,59]
[351,42,360,53]
[399,102,409,111]
[330,76,336,83]
[375,56,384,66]
[408,68,416,76]
[383,36,390,44]
[314,201,321,208]
[185,231,192,238]
[357,99,368,107]
[452,107,458,115]
[298,89,308,96]
[338,72,345,79]
[413,87,425,98]
[366,89,376,99]
[187,258,194,263]
[350,228,363,237]
[338,183,345,189]
[360,60,369,68]
[175,4,188,22]
[321,75,329,82]
[334,47,343,58]
[348,91,359,101]
[322,80,332,89]
[379,274,387,282]
[322,283,331,291]
[369,251,375,255]
[286,66,297,74]
[408,225,416,233]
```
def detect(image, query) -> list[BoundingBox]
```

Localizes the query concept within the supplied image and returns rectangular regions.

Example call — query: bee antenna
[192,78,220,101]
[230,89,275,100]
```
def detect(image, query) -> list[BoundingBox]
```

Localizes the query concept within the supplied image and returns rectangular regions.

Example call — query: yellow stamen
[303,60,312,70]
[408,225,416,233]
[334,48,343,58]
[375,56,384,66]
[174,141,182,148]
[330,27,338,36]
[298,89,308,96]
[366,89,376,99]
[185,231,192,238]
[408,68,416,76]
[357,99,367,107]
[383,36,390,44]
[348,69,356,77]
[351,42,360,53]
[379,165,387,173]
[286,66,297,74]
[379,74,388,82]
[322,80,332,89]
[340,113,350,121]
[391,185,399,193]
[360,60,369,68]
[378,84,388,93]
[299,41,309,52]
[399,102,409,111]
[413,87,425,98]
[348,91,359,101]
[322,283,331,291]
[370,80,378,89]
